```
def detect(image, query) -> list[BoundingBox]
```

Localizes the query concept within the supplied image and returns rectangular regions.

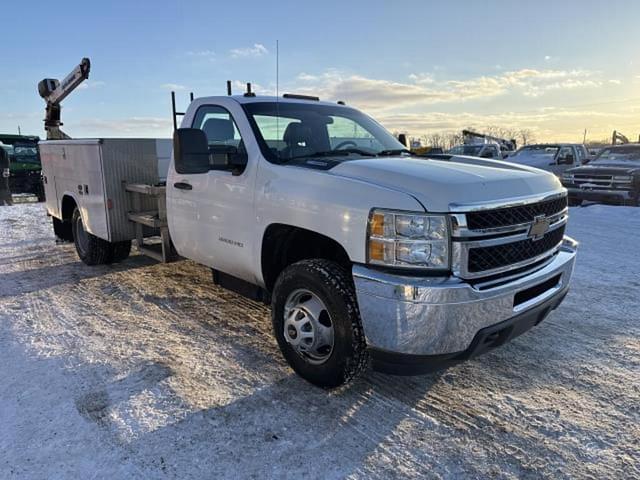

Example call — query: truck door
[167,104,257,281]
[575,145,587,165]
[552,146,576,176]
[479,145,500,159]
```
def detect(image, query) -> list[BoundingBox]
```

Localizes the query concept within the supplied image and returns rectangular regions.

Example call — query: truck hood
[329,155,562,212]
[566,162,640,175]
[504,152,556,169]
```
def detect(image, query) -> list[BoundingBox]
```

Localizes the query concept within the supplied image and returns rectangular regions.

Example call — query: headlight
[367,209,450,269]
[613,175,632,182]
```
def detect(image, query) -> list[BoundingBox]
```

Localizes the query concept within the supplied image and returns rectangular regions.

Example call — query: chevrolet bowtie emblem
[528,215,550,241]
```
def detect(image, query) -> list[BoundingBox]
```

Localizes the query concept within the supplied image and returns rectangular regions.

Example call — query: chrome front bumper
[567,187,634,200]
[353,236,578,356]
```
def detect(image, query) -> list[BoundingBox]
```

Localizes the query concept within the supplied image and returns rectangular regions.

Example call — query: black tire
[110,241,132,263]
[35,180,45,202]
[568,197,582,207]
[52,217,73,242]
[71,207,114,265]
[271,259,368,388]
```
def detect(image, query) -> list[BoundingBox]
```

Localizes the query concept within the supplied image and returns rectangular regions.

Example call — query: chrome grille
[468,225,565,273]
[570,174,631,191]
[573,173,612,182]
[451,193,568,280]
[466,196,567,230]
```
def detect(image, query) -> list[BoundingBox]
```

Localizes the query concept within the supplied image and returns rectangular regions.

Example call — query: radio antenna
[276,39,280,143]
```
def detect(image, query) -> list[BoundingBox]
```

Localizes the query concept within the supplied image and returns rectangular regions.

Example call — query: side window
[253,114,300,155]
[327,116,383,151]
[192,105,247,173]
[480,145,497,158]
[557,146,573,163]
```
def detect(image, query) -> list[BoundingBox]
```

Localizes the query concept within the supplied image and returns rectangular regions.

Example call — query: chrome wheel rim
[75,214,89,256]
[283,289,334,365]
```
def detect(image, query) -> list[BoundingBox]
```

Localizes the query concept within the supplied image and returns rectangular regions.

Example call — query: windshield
[508,145,559,164]
[592,146,640,163]
[242,102,406,163]
[12,144,40,164]
[448,145,483,156]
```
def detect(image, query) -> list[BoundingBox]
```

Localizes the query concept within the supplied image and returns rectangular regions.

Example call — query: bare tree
[420,126,536,150]
[516,129,535,146]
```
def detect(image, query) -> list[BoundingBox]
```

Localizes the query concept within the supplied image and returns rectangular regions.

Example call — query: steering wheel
[333,140,358,150]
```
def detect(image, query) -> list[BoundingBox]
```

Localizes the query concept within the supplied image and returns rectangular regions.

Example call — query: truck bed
[39,138,171,243]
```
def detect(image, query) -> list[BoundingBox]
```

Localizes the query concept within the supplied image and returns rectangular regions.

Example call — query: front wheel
[271,259,368,388]
[568,197,582,207]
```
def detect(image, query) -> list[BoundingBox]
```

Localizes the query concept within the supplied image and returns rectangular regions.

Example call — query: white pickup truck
[40,94,578,387]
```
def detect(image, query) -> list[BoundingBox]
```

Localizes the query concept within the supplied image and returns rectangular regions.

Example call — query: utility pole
[18,125,21,135]
[582,129,586,144]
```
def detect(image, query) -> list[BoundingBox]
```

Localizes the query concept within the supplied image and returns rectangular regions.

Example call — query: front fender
[254,164,425,282]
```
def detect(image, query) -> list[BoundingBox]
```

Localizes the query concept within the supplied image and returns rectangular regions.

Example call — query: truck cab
[167,95,412,282]
[0,134,43,200]
[506,143,588,176]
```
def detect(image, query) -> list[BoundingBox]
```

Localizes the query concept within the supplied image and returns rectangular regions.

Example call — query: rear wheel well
[261,224,351,293]
[61,195,77,222]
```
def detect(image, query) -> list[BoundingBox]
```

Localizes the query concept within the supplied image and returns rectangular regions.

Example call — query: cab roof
[522,143,583,148]
[195,95,348,108]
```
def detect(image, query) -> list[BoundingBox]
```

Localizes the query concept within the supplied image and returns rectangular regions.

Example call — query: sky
[1,0,640,143]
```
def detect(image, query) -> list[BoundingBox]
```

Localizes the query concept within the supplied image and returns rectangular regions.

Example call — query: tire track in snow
[1,203,639,479]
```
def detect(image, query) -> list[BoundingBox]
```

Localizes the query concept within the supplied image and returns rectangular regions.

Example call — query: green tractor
[0,134,44,201]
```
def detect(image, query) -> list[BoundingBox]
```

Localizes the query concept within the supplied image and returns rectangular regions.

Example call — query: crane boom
[612,130,629,145]
[462,129,517,151]
[38,58,91,140]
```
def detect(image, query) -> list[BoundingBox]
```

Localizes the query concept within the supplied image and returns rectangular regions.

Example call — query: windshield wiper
[284,148,377,162]
[376,149,413,156]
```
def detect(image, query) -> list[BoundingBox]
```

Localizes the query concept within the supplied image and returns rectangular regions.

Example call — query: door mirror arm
[210,146,247,175]
[230,154,248,176]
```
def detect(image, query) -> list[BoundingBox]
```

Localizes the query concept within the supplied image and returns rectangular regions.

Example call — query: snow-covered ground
[0,203,638,479]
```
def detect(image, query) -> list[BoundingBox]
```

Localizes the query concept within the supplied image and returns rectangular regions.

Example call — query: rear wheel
[52,217,73,242]
[110,241,132,263]
[71,207,114,265]
[34,179,45,202]
[272,259,368,388]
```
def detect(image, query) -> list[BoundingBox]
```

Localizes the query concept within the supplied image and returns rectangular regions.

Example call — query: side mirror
[173,128,210,174]
[559,154,574,165]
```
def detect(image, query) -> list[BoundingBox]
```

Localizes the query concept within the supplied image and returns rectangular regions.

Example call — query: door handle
[173,182,193,191]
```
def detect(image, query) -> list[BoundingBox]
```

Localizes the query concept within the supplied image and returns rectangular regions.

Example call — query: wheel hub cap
[283,289,334,365]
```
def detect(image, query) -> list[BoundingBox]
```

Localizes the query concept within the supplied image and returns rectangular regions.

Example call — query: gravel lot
[1,203,638,479]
